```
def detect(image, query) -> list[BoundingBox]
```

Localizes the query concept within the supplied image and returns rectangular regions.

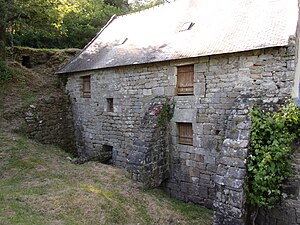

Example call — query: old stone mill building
[57,0,300,224]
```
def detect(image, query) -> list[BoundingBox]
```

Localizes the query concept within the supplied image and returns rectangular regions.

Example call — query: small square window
[177,65,194,95]
[82,76,91,98]
[178,123,193,145]
[107,98,114,112]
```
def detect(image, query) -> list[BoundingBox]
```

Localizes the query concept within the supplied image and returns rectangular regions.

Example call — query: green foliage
[157,97,174,130]
[147,189,213,225]
[246,101,300,208]
[0,60,13,84]
[2,0,129,49]
[130,0,168,12]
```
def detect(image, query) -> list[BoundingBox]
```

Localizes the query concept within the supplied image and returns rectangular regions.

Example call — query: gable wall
[65,43,296,209]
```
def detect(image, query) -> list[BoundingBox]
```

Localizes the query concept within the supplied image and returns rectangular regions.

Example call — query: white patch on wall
[292,37,300,106]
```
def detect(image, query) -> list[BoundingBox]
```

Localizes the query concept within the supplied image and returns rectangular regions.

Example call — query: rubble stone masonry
[66,38,298,224]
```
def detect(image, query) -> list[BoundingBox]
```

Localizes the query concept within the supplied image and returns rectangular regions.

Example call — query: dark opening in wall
[22,56,32,68]
[100,145,113,164]
[107,98,114,112]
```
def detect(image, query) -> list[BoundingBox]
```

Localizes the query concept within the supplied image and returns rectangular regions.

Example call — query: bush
[246,101,300,208]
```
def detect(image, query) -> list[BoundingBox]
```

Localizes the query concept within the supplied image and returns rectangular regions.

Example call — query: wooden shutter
[82,76,91,98]
[178,123,193,145]
[177,65,194,95]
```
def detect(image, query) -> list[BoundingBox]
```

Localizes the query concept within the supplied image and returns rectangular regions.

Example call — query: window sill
[178,142,193,146]
[103,111,117,116]
[177,93,194,96]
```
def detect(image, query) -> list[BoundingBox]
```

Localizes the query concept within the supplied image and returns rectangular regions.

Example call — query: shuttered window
[177,65,194,95]
[82,76,91,98]
[178,123,193,145]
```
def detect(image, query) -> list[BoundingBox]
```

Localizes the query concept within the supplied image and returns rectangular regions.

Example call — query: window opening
[107,98,114,112]
[177,65,194,95]
[178,123,193,145]
[82,76,91,98]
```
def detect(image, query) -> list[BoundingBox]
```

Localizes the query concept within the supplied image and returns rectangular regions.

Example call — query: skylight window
[117,37,128,45]
[179,22,194,32]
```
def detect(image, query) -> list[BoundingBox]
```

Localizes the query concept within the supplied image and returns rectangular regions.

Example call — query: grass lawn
[0,131,213,225]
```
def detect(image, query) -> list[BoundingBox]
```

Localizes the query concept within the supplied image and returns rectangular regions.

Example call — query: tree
[0,0,27,60]
[0,0,130,54]
[11,0,130,49]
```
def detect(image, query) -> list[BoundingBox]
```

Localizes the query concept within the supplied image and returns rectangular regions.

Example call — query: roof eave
[56,42,292,75]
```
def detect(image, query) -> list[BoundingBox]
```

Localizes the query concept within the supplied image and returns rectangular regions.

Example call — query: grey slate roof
[57,0,299,74]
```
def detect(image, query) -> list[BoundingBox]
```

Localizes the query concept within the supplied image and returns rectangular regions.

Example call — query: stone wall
[2,92,76,154]
[10,47,79,72]
[127,97,172,188]
[23,93,76,153]
[1,47,78,154]
[212,39,297,224]
[66,64,174,165]
[65,38,297,222]
[213,97,251,225]
[166,41,296,210]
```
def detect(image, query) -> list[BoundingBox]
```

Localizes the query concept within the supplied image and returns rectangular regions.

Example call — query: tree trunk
[0,24,6,61]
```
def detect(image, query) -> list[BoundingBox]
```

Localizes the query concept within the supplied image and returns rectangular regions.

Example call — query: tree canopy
[0,0,130,60]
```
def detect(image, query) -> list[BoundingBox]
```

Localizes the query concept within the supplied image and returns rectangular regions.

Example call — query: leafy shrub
[0,61,13,84]
[246,101,300,208]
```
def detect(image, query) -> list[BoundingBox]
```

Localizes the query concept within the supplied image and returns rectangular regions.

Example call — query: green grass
[147,189,213,225]
[0,132,213,225]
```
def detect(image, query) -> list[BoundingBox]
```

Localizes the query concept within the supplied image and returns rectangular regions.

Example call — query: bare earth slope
[0,48,78,131]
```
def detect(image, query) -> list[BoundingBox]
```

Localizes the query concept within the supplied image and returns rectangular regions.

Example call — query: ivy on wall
[246,100,300,209]
[156,97,175,131]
